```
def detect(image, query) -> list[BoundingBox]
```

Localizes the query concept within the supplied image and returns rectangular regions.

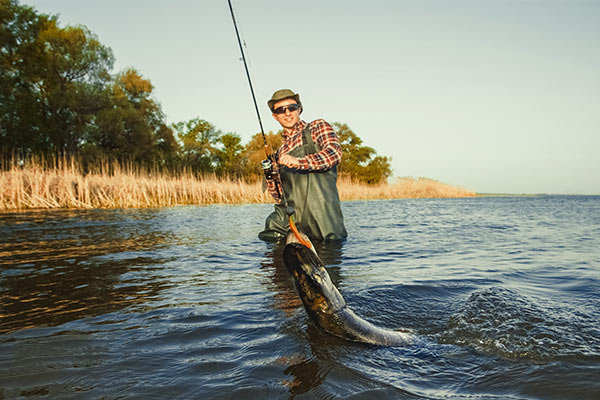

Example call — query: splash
[439,287,600,362]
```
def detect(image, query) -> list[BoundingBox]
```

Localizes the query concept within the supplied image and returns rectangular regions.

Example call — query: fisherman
[258,89,347,242]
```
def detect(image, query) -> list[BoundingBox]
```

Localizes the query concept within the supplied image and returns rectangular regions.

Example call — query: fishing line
[227,0,310,248]
[226,0,265,136]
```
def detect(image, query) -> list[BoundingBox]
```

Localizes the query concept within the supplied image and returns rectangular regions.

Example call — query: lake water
[1,196,599,399]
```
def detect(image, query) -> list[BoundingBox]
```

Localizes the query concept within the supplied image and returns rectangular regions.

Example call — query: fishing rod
[227,0,310,247]
[226,0,281,196]
[226,0,266,147]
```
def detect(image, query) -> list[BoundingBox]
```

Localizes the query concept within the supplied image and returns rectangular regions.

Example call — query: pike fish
[283,232,413,346]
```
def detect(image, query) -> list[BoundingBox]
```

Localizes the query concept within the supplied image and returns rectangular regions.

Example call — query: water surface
[1,196,599,399]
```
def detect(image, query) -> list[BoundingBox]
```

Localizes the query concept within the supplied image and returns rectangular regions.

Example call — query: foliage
[171,118,220,174]
[0,0,116,157]
[0,0,177,168]
[333,122,392,184]
[240,131,282,178]
[93,68,178,167]
[0,1,391,183]
[215,132,244,178]
[1,0,53,155]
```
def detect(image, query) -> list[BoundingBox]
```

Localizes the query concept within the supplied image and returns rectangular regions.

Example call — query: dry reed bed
[1,162,475,210]
[338,176,476,200]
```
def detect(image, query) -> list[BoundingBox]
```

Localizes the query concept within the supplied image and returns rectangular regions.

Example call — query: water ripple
[1,197,599,399]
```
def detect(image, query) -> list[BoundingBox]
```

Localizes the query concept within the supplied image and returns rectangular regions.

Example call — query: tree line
[0,0,391,183]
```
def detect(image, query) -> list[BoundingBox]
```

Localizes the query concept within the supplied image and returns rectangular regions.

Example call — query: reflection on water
[259,238,346,395]
[259,239,344,316]
[1,198,599,399]
[259,241,300,316]
[0,210,174,334]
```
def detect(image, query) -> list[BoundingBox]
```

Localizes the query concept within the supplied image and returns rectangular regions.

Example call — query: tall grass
[338,175,476,200]
[0,158,475,211]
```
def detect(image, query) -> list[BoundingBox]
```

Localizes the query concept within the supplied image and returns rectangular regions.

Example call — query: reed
[338,176,476,201]
[0,158,475,211]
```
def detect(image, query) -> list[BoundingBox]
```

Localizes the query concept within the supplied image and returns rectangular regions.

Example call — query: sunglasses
[273,104,300,114]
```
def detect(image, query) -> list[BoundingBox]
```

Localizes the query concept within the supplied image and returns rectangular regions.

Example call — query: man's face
[272,98,301,130]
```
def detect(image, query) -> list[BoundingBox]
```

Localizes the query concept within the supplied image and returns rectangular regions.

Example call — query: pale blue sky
[23,0,600,194]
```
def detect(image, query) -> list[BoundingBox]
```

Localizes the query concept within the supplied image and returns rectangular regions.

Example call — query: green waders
[258,124,347,241]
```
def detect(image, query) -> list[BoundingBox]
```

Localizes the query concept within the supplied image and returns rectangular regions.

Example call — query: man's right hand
[278,154,300,169]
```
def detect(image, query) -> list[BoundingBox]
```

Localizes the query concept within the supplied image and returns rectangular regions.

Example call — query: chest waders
[259,124,348,241]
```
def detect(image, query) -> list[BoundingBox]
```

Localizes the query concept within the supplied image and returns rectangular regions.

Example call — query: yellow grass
[0,159,475,211]
[338,176,476,200]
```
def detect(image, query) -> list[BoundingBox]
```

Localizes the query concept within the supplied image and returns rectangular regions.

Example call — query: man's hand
[279,154,301,169]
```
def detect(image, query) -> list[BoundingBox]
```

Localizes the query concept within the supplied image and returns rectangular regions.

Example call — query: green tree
[0,0,52,155]
[0,1,114,157]
[172,118,221,174]
[333,122,392,184]
[93,68,178,167]
[240,131,282,179]
[215,133,244,177]
[33,19,114,156]
[154,123,180,171]
[1,1,178,170]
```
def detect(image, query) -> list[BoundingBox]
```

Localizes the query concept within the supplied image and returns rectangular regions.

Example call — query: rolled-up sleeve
[297,120,342,171]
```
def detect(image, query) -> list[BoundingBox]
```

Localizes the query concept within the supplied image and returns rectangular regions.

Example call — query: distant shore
[0,160,476,211]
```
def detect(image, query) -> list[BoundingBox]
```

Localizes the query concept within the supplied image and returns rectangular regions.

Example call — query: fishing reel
[261,159,274,180]
[262,158,294,217]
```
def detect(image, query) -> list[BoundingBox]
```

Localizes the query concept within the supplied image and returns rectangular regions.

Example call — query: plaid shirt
[266,119,342,201]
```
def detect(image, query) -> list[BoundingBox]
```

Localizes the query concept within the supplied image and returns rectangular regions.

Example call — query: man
[258,89,347,241]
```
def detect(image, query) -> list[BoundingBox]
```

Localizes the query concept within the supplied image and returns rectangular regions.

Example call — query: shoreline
[1,161,476,211]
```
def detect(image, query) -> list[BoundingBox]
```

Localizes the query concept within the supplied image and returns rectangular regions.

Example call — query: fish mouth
[283,241,346,315]
[286,230,313,247]
[283,243,320,281]
[283,237,327,288]
[283,243,328,309]
[283,230,345,308]
[285,230,320,257]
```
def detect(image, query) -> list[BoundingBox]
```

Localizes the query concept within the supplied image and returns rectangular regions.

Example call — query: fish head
[283,235,346,319]
[285,230,317,255]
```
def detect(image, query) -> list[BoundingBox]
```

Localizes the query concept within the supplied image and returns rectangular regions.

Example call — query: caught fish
[283,232,413,346]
